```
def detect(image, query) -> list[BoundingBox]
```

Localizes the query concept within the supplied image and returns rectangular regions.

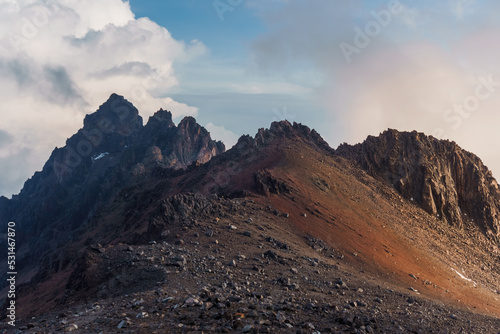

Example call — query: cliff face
[133,110,224,170]
[0,196,9,224]
[2,94,224,268]
[337,129,500,239]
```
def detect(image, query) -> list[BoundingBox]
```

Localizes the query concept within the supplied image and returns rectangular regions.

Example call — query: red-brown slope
[170,123,500,317]
[12,121,500,321]
[252,140,500,316]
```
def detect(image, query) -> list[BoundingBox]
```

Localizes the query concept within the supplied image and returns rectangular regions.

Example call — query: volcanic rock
[0,94,224,272]
[337,129,500,239]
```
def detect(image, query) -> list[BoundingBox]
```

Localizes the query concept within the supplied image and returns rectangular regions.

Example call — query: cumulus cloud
[0,0,206,196]
[250,0,500,177]
[205,122,239,149]
[0,130,13,150]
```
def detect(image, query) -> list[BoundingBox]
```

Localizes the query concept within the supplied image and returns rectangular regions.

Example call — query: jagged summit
[233,120,333,154]
[1,94,224,269]
[144,108,175,129]
[139,113,224,169]
[337,129,500,239]
[83,93,143,136]
[257,120,329,147]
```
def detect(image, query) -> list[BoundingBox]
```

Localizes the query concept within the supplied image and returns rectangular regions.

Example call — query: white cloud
[143,96,199,120]
[250,0,500,178]
[205,123,239,149]
[0,0,207,196]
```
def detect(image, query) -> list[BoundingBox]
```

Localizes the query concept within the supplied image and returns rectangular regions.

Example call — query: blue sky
[1,0,500,197]
[129,0,266,57]
[128,0,329,145]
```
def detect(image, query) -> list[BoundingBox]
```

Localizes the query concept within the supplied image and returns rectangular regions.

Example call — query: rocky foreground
[3,196,500,334]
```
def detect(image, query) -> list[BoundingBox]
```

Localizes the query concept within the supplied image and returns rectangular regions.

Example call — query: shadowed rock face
[337,129,500,239]
[0,196,9,223]
[1,94,224,269]
[138,110,224,169]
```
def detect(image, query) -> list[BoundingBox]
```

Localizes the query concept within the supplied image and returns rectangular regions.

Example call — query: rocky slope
[0,93,224,278]
[337,129,500,240]
[5,195,500,333]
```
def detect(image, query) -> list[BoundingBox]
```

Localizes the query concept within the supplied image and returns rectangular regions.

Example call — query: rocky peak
[137,113,224,169]
[172,116,225,167]
[177,116,202,137]
[83,93,143,136]
[337,129,500,239]
[237,120,332,154]
[144,109,175,129]
[3,95,225,270]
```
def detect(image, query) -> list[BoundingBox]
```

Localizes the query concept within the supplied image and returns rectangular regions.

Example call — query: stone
[185,297,201,307]
[117,320,128,329]
[242,324,254,332]
[136,312,148,318]
[263,250,278,260]
[233,318,244,329]
[276,311,286,324]
[64,324,78,332]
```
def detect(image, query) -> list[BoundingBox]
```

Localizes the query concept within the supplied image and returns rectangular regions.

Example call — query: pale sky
[1,0,500,197]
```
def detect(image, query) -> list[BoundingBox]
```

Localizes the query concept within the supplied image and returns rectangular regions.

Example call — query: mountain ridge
[2,96,500,332]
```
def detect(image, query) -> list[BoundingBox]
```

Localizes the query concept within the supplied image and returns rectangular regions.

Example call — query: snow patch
[92,152,109,161]
[451,268,476,287]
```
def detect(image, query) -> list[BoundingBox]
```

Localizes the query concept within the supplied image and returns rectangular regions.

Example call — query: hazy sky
[1,0,500,197]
